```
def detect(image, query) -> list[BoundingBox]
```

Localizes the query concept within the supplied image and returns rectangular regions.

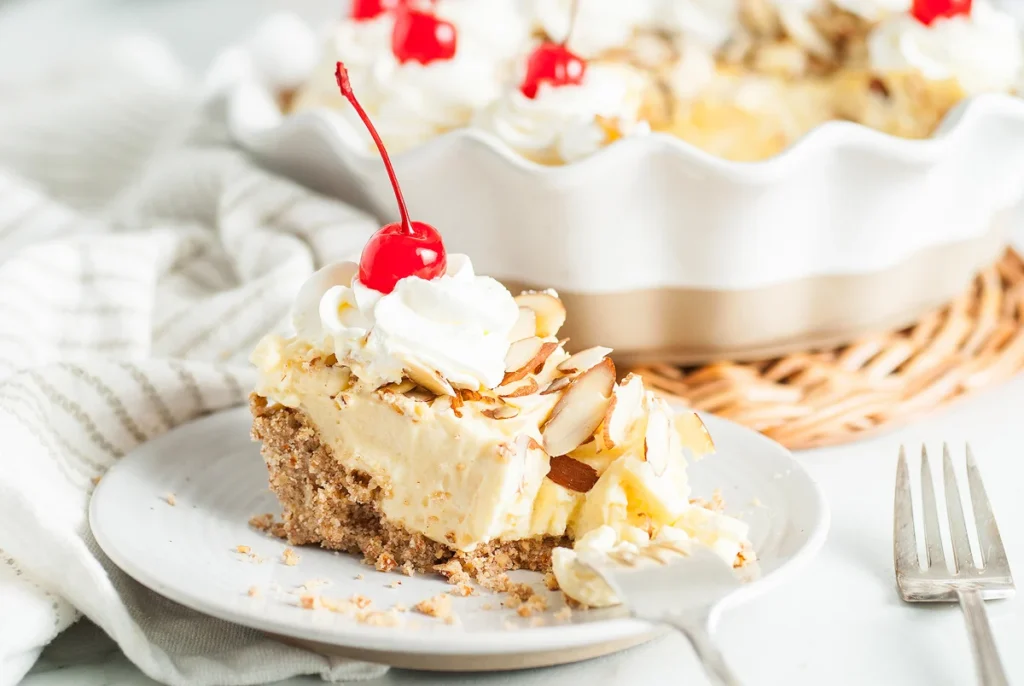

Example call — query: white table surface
[4,1,1024,685]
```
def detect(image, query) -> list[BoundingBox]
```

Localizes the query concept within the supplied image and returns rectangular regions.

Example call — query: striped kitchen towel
[0,36,384,686]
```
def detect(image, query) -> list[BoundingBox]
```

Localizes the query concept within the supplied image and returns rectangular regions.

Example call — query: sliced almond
[541,376,571,395]
[459,388,483,402]
[514,291,567,338]
[508,307,537,341]
[557,346,613,375]
[599,373,645,449]
[402,358,455,397]
[504,337,543,372]
[502,338,559,385]
[541,358,616,457]
[643,398,673,477]
[450,391,464,418]
[545,455,599,493]
[378,379,416,395]
[406,386,438,402]
[498,377,540,398]
[482,404,520,420]
[431,394,453,412]
[676,411,715,457]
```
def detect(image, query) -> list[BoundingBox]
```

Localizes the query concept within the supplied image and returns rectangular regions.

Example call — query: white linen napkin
[0,36,387,686]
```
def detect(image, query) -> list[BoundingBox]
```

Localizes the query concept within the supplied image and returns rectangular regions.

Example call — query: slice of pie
[248,61,753,606]
[250,264,752,596]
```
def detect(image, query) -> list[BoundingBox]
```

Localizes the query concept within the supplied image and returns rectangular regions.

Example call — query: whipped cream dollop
[475,64,650,164]
[662,0,741,50]
[831,0,911,20]
[333,0,531,152]
[331,14,398,110]
[292,254,520,390]
[868,1,1024,95]
[530,0,662,57]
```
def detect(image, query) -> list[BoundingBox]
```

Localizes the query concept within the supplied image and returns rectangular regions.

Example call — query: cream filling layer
[252,336,752,591]
[255,338,566,550]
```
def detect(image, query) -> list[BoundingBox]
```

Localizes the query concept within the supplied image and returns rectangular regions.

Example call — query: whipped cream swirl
[868,0,1024,95]
[292,254,519,391]
[530,0,662,57]
[331,13,398,109]
[475,64,650,164]
[831,0,911,21]
[333,0,531,153]
[662,0,742,50]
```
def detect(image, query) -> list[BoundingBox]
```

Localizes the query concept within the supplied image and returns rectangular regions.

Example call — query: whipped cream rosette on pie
[282,0,1024,163]
[290,0,530,153]
[250,61,754,606]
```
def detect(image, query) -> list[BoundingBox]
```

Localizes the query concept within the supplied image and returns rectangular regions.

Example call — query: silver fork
[581,544,745,686]
[895,444,1015,686]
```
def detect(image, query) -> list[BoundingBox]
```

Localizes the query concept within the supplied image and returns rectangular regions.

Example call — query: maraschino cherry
[519,0,586,99]
[350,0,400,21]
[911,0,971,25]
[391,4,457,65]
[335,62,447,294]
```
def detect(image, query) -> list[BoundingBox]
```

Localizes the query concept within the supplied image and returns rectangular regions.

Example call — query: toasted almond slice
[503,338,559,385]
[546,455,599,493]
[407,387,438,402]
[402,358,455,397]
[515,291,567,338]
[431,394,453,411]
[509,307,537,341]
[379,379,417,395]
[599,373,645,449]
[459,388,483,402]
[541,376,571,395]
[541,358,616,457]
[557,346,613,375]
[498,377,540,398]
[676,411,715,457]
[504,337,543,372]
[643,398,673,476]
[450,391,464,418]
[482,404,520,420]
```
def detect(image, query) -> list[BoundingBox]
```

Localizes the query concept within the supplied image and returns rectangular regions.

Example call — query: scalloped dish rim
[232,87,1024,181]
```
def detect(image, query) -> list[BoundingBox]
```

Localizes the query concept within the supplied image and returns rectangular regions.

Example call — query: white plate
[90,406,829,671]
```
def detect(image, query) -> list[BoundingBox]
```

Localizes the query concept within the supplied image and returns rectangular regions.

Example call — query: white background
[3,1,1024,684]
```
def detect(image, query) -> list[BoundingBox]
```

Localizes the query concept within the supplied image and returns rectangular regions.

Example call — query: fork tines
[894,443,1014,601]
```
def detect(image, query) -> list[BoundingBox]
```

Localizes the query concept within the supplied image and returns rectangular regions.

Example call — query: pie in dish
[282,0,1024,163]
[249,61,753,606]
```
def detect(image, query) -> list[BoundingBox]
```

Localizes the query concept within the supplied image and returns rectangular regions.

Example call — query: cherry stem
[564,0,580,47]
[335,61,413,235]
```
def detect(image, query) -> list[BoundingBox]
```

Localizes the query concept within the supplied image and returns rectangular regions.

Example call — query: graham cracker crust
[249,394,568,582]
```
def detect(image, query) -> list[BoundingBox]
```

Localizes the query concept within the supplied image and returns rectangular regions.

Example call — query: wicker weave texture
[632,250,1024,450]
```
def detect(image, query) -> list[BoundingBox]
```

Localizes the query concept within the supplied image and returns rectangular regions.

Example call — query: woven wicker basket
[631,250,1024,450]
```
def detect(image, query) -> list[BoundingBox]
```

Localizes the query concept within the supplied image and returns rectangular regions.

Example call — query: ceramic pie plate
[89,406,829,671]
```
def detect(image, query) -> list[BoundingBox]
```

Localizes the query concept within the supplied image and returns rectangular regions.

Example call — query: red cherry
[391,8,457,65]
[350,0,390,20]
[519,42,587,99]
[350,0,414,21]
[911,0,971,25]
[335,62,447,294]
[519,0,587,99]
[357,223,446,294]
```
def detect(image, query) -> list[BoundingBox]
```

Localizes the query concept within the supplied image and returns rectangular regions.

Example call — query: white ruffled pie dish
[218,13,1024,363]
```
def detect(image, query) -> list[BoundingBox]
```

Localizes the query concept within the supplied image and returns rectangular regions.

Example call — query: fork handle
[665,615,742,686]
[957,589,1009,686]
